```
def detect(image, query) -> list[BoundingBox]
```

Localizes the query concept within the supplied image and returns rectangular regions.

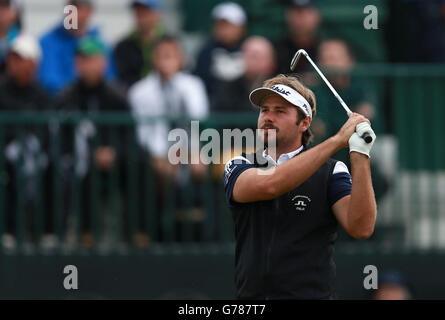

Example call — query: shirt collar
[262,145,304,166]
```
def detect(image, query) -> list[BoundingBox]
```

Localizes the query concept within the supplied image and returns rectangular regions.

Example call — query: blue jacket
[0,25,20,72]
[38,23,115,95]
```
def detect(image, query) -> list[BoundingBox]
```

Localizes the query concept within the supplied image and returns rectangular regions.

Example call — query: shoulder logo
[291,195,311,213]
[225,161,236,174]
[224,160,237,178]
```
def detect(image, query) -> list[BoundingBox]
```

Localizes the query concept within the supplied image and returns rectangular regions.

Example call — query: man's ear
[301,117,312,132]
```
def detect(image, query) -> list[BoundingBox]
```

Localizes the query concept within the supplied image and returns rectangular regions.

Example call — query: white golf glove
[348,122,376,158]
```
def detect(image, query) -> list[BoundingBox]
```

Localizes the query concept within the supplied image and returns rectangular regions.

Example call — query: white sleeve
[333,161,350,175]
[224,156,252,170]
[129,79,168,158]
[142,121,169,158]
[183,76,209,120]
[128,84,140,116]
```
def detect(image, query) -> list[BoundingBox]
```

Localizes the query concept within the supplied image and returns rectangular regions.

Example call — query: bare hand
[335,113,370,148]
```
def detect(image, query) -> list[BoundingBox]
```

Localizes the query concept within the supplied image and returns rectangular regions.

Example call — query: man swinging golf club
[223,72,377,299]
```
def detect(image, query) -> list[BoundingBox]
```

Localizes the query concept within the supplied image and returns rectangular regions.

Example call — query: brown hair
[262,74,316,146]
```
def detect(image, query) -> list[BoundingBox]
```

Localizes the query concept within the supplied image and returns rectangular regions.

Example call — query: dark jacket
[114,29,163,89]
[55,80,130,174]
[230,151,339,300]
[194,39,244,97]
[0,76,53,233]
[55,80,128,113]
[0,76,52,143]
[0,76,51,111]
[211,76,257,113]
[274,36,319,75]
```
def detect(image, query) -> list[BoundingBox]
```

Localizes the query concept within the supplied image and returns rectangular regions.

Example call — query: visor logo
[271,85,290,96]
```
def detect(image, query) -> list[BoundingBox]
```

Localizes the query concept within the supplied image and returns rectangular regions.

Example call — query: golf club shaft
[299,51,353,117]
[290,49,372,143]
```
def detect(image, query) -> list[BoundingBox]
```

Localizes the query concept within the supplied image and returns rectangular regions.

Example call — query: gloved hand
[348,122,376,158]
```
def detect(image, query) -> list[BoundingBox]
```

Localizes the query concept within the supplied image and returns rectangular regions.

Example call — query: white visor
[249,84,312,118]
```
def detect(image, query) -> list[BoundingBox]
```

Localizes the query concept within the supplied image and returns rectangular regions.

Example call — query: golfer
[223,74,377,299]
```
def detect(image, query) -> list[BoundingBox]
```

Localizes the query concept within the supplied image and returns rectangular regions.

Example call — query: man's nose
[262,111,276,123]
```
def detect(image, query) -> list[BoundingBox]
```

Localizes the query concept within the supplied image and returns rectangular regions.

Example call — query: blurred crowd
[0,0,444,249]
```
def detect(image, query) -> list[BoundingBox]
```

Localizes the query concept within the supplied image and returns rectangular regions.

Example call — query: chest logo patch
[291,195,311,213]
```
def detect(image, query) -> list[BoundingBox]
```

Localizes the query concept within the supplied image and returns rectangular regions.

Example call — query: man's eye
[261,109,268,113]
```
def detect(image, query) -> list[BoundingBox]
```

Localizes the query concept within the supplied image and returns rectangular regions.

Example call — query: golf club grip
[362,131,373,144]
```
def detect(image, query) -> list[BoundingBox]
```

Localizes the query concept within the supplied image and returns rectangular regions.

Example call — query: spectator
[129,35,209,242]
[0,0,20,77]
[0,34,52,248]
[114,0,164,90]
[373,271,412,300]
[38,0,115,95]
[194,2,246,97]
[275,0,321,75]
[212,36,277,113]
[55,36,129,248]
